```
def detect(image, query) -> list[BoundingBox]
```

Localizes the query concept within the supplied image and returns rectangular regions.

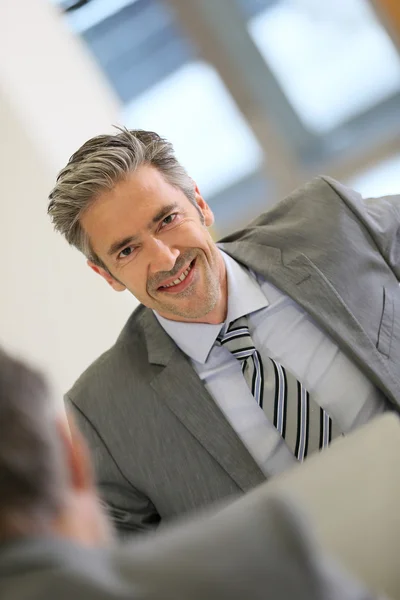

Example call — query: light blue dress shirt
[155,252,387,476]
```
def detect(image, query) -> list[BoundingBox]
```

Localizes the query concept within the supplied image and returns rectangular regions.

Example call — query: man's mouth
[157,259,196,292]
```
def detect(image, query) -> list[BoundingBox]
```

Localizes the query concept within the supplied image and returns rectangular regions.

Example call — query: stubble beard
[154,258,221,320]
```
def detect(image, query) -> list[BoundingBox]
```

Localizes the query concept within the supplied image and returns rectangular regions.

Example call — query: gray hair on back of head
[48,127,196,268]
[0,347,67,539]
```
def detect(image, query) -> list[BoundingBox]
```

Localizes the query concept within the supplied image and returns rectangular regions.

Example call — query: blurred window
[349,153,400,197]
[236,0,400,167]
[51,0,400,227]
[52,0,265,233]
[248,0,400,134]
[121,61,262,198]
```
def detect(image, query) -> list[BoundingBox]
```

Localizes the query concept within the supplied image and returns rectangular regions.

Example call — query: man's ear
[57,412,94,493]
[87,260,126,292]
[193,182,214,228]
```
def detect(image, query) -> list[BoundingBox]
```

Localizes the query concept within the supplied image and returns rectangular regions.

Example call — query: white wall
[0,0,138,400]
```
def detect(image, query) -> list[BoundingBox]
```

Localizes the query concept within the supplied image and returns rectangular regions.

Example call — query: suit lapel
[220,241,400,407]
[139,310,266,492]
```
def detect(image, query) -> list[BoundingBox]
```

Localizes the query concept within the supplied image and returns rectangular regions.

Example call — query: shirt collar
[154,251,268,364]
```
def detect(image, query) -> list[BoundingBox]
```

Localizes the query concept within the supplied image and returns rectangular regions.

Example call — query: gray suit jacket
[0,488,381,600]
[67,176,400,534]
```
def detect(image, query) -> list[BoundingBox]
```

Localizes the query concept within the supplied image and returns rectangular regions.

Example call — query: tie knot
[227,316,248,333]
[217,316,256,360]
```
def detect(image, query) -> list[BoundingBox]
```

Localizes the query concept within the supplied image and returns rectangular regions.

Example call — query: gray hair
[0,347,68,539]
[48,128,196,268]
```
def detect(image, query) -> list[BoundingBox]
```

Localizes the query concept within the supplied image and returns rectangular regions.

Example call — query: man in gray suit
[0,346,381,599]
[48,128,400,535]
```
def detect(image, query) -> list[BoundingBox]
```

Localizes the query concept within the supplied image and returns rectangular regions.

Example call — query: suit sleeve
[323,176,400,281]
[117,492,380,600]
[65,394,161,538]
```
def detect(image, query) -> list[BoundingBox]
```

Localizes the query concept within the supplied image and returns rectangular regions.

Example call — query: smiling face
[81,165,227,323]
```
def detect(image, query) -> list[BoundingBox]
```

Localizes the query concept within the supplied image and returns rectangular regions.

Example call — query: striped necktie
[217,316,342,461]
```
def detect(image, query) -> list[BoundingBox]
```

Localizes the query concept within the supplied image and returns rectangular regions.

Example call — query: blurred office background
[0,0,399,399]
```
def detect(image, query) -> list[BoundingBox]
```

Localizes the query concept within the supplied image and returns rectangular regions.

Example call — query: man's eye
[161,213,177,227]
[118,246,134,258]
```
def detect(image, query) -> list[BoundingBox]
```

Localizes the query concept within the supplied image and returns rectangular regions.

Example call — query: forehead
[80,165,187,252]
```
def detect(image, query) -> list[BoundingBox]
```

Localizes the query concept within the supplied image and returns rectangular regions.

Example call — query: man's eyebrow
[107,235,138,257]
[107,203,179,257]
[150,203,179,226]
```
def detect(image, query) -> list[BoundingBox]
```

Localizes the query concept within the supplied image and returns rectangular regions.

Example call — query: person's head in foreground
[48,128,228,324]
[0,347,112,546]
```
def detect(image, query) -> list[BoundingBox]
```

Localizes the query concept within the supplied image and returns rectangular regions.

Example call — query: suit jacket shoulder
[220,176,355,252]
[221,175,400,275]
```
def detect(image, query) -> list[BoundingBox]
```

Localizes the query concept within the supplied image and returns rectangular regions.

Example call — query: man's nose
[148,238,180,274]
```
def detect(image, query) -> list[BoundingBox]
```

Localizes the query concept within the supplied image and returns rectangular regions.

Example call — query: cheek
[118,262,150,296]
[185,226,212,249]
